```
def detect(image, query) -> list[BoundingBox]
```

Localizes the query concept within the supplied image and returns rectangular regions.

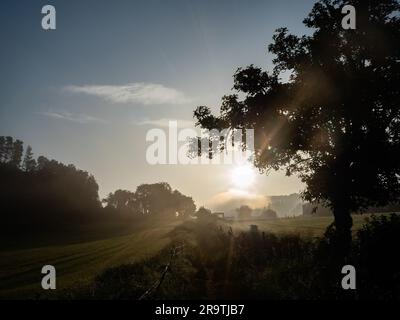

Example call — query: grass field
[0,218,181,298]
[227,214,378,237]
[0,214,381,299]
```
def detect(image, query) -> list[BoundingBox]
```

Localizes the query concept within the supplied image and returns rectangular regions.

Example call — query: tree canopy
[103,183,196,218]
[0,137,196,238]
[193,0,400,256]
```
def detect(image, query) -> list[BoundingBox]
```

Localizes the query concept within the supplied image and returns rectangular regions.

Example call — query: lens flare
[230,164,256,189]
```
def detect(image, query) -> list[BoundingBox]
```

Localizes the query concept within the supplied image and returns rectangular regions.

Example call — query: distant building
[268,193,303,217]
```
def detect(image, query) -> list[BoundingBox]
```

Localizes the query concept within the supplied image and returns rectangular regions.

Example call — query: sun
[230,164,256,189]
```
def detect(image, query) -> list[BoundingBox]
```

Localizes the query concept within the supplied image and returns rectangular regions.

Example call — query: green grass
[0,218,181,299]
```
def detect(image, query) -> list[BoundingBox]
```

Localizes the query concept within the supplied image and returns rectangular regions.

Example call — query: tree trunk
[332,204,353,262]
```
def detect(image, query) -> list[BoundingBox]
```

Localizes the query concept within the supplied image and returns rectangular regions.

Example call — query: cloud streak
[65,83,190,105]
[39,111,106,124]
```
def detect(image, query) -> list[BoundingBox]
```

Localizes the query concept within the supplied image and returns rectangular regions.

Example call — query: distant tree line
[0,136,196,237]
[102,183,196,218]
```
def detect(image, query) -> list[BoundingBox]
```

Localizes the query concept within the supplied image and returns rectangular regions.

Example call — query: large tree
[102,189,136,212]
[193,0,400,257]
[22,145,36,172]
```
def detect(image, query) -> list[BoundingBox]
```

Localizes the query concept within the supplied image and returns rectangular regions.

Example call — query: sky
[0,0,317,210]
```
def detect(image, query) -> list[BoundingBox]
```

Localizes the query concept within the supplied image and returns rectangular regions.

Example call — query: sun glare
[230,164,256,189]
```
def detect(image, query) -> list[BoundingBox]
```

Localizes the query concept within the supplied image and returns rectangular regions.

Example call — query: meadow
[0,218,181,298]
[0,213,384,299]
[227,214,377,237]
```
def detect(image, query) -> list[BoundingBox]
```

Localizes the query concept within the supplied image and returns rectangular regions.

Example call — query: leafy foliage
[0,137,195,239]
[192,0,400,255]
[103,183,196,218]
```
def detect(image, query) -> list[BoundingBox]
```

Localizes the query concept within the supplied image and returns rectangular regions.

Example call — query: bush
[355,214,400,299]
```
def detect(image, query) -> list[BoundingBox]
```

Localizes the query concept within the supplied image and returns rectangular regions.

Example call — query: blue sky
[0,0,316,210]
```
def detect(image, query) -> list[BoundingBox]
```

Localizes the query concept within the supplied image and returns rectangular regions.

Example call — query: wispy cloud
[65,83,190,105]
[39,111,106,124]
[136,118,194,128]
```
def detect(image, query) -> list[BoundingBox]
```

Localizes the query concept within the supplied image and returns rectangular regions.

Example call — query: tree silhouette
[0,136,23,167]
[22,145,36,172]
[172,190,196,218]
[261,207,278,220]
[1,136,14,164]
[135,182,175,215]
[193,0,400,258]
[195,206,213,220]
[103,183,196,218]
[103,189,136,212]
[1,139,104,235]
